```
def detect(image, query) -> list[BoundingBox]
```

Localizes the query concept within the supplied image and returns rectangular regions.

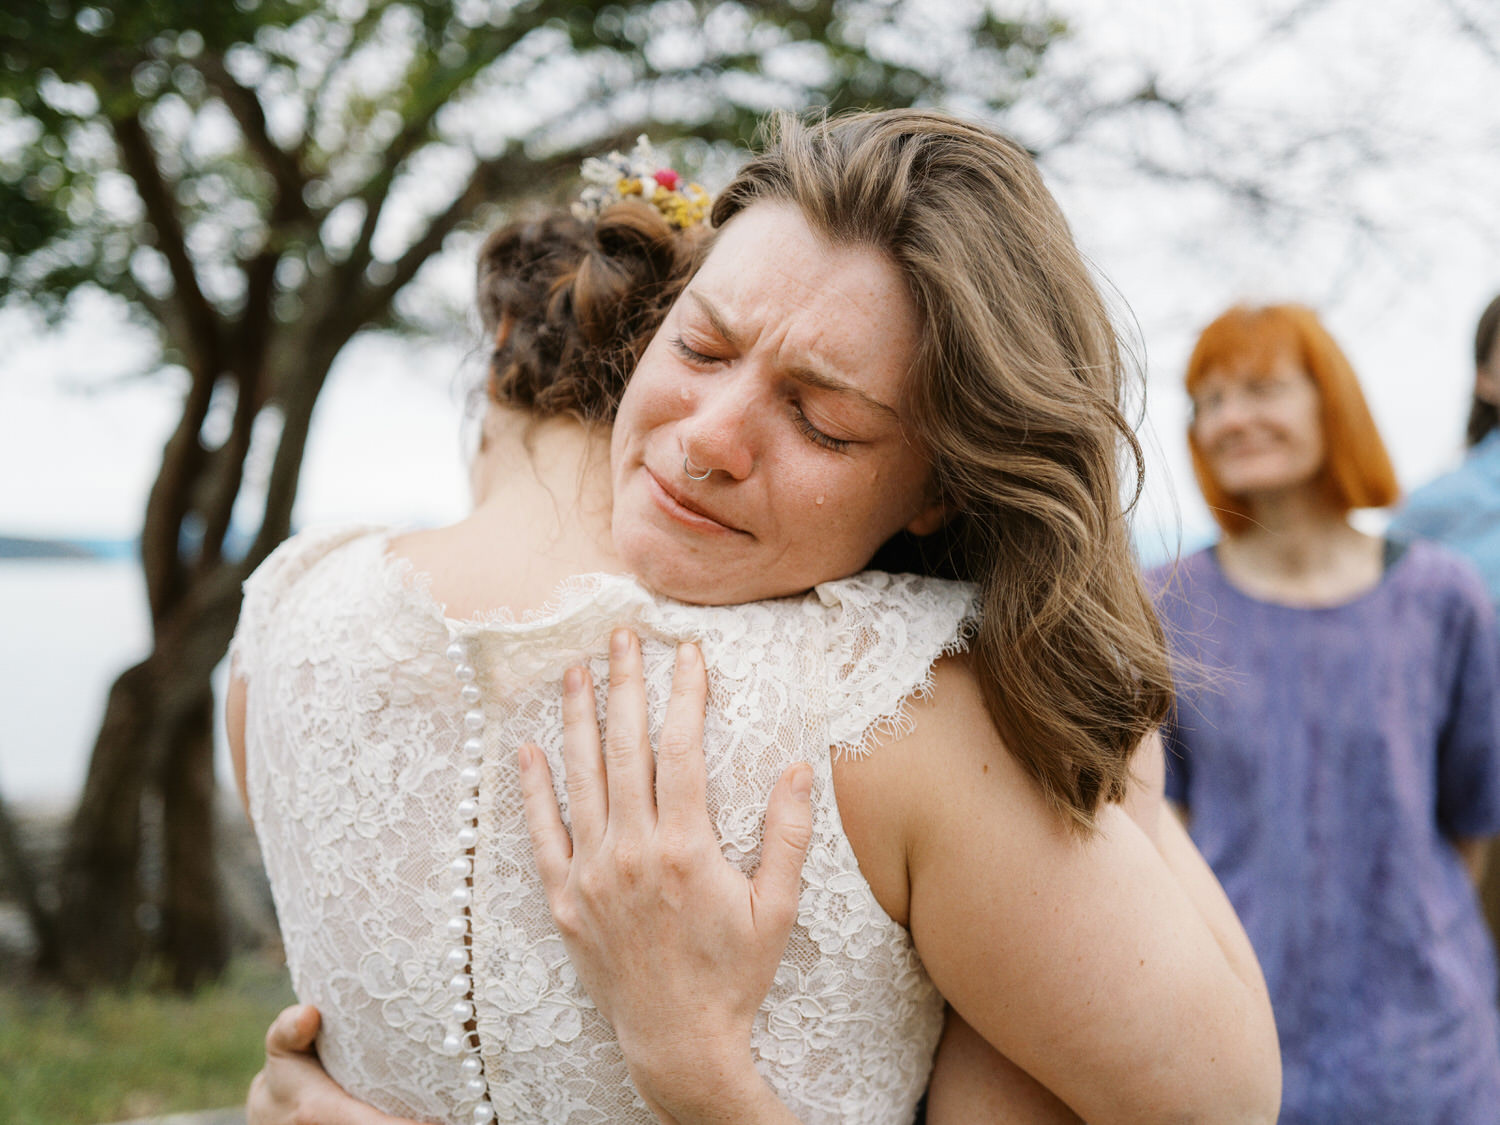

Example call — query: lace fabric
[233,525,978,1124]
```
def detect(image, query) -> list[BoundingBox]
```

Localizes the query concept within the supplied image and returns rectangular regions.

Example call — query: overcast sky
[2,0,1498,556]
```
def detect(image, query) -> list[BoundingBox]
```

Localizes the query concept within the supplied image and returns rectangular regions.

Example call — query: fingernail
[518,743,534,770]
[611,628,631,657]
[676,642,700,671]
[564,666,584,694]
[791,765,812,800]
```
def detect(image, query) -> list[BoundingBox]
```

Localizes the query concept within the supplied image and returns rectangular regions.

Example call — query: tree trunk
[53,560,249,988]
[54,660,155,985]
[159,688,228,990]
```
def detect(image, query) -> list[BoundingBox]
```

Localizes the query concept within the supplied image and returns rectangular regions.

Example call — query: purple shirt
[1151,541,1500,1124]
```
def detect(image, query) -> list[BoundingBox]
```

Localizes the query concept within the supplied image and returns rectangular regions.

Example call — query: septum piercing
[683,455,711,481]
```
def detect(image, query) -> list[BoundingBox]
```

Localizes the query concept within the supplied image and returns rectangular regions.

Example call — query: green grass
[0,953,296,1125]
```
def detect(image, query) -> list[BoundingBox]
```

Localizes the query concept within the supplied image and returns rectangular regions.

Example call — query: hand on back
[517,629,814,1120]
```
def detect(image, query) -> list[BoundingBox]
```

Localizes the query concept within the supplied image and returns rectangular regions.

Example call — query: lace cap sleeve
[815,571,979,756]
[229,524,380,681]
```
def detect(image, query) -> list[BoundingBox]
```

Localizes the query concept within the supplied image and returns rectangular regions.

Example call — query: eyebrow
[687,291,901,422]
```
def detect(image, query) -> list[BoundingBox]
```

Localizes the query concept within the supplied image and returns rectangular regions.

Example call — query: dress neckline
[1202,539,1407,613]
[369,526,653,634]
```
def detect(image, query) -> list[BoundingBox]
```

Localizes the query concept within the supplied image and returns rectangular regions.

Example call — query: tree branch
[198,54,310,225]
[333,30,534,290]
[111,113,223,374]
[195,247,277,569]
[113,113,231,619]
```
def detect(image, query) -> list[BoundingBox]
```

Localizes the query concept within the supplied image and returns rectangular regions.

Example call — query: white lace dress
[232,525,978,1125]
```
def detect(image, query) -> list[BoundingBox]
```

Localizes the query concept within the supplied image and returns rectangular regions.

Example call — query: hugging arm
[889,658,1280,1123]
[527,636,1278,1123]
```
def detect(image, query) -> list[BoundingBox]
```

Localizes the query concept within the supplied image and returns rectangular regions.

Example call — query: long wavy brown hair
[714,109,1173,830]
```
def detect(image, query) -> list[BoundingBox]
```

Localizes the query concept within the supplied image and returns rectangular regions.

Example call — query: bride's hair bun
[475,201,701,423]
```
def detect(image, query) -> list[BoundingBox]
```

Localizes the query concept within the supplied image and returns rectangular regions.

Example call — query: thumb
[752,763,814,930]
[265,1003,321,1056]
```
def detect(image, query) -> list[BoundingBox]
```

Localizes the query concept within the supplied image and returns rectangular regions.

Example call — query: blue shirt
[1151,542,1500,1124]
[1391,431,1500,615]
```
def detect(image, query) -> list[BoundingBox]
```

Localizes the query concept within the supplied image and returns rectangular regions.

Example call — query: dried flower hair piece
[573,135,712,230]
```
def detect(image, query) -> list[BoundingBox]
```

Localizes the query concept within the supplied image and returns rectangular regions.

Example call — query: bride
[231,110,1279,1124]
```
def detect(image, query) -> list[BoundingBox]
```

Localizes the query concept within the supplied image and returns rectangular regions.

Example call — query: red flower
[653,167,680,190]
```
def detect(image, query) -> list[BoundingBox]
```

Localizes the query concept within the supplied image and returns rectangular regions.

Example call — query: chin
[625,553,732,605]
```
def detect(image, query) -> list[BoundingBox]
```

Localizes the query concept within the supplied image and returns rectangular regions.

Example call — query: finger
[751,763,814,935]
[518,741,574,894]
[265,1003,321,1056]
[560,663,607,854]
[655,642,709,829]
[603,628,656,830]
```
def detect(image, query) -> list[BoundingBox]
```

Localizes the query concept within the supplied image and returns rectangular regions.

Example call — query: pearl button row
[444,637,495,1125]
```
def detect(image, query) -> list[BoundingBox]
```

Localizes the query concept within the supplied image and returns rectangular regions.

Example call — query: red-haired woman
[1152,303,1500,1124]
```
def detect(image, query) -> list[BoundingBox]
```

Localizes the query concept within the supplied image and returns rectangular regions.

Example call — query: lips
[644,467,749,535]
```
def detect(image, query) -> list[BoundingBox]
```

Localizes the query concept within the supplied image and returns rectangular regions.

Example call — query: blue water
[0,558,234,809]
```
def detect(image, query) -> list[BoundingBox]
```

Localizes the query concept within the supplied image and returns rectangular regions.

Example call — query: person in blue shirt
[1391,294,1500,611]
[1390,291,1500,973]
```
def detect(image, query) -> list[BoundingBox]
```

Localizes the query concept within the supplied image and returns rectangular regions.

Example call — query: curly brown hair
[474,203,702,424]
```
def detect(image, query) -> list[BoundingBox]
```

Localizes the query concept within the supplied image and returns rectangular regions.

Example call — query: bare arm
[518,637,1279,1122]
[226,666,251,820]
[888,658,1279,1124]
[925,1010,1083,1125]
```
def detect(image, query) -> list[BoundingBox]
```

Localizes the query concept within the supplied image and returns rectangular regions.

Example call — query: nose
[1196,391,1252,439]
[679,377,758,481]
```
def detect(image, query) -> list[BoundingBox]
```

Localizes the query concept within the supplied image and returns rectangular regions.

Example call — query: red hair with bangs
[1184,304,1399,533]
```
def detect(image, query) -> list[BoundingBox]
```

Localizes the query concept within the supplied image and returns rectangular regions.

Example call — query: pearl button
[465,1077,487,1098]
[445,642,466,664]
[457,827,478,849]
[458,766,480,789]
[463,737,483,760]
[444,946,467,971]
[446,916,468,939]
[461,683,482,705]
[455,663,476,683]
[461,1054,483,1077]
[448,973,470,995]
[464,710,484,731]
[443,1032,463,1054]
[452,999,474,1022]
[458,797,478,819]
[450,886,472,908]
[473,1104,495,1124]
[450,856,472,878]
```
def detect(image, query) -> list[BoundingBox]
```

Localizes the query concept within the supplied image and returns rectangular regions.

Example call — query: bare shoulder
[830,653,1054,927]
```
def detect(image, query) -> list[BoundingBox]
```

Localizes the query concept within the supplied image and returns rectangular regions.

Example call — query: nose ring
[683,455,712,481]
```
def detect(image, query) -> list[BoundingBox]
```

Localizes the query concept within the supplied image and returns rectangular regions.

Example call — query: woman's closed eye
[669,335,724,365]
[791,402,853,452]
